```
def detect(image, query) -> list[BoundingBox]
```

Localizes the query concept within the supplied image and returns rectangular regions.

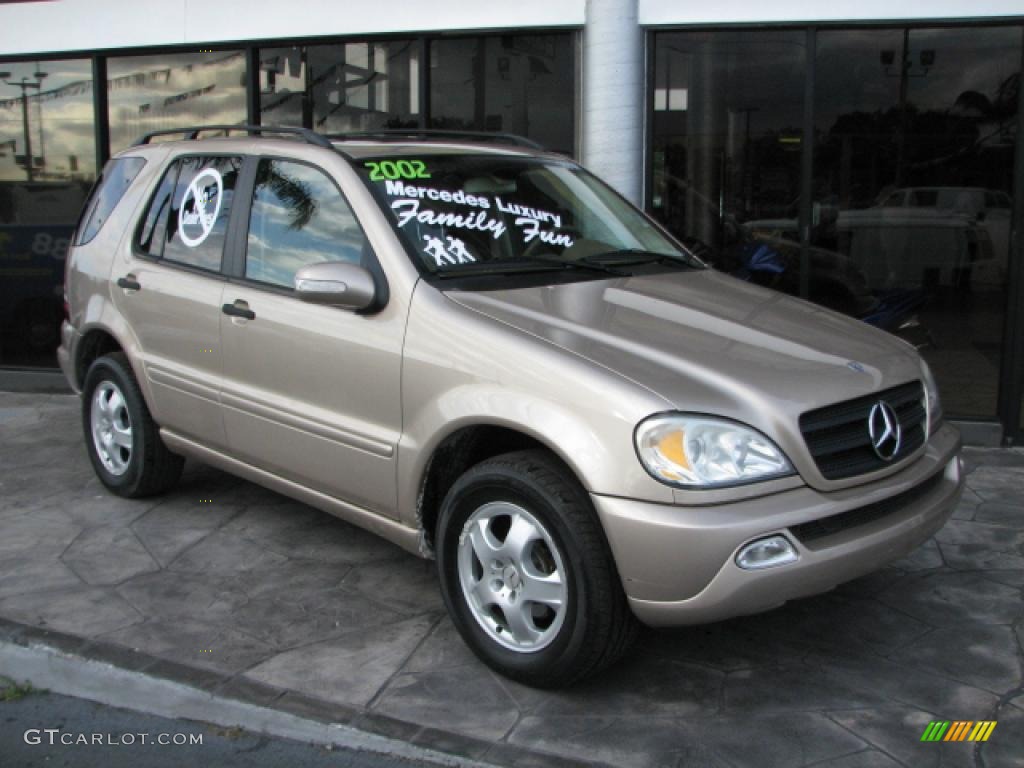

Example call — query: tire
[82,352,184,498]
[436,449,637,687]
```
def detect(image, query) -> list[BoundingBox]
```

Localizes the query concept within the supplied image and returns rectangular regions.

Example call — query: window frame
[229,154,381,297]
[131,151,246,279]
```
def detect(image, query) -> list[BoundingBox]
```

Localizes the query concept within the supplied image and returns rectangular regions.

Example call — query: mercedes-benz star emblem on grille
[868,401,902,461]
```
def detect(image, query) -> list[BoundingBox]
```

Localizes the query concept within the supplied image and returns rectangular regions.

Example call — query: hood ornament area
[868,401,902,461]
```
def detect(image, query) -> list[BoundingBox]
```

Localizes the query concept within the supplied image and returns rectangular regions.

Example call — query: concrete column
[582,0,644,206]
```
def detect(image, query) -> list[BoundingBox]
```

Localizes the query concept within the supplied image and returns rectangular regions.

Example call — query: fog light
[736,535,799,570]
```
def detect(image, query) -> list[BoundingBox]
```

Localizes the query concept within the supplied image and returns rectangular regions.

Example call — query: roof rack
[326,129,545,150]
[132,124,334,149]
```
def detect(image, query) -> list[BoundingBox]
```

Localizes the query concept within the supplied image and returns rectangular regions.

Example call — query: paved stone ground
[0,392,1021,768]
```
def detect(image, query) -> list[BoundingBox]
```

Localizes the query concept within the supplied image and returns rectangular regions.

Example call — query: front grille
[790,469,944,545]
[799,380,926,481]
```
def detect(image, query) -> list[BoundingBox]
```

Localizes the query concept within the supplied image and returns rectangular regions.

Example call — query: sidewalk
[1,392,1022,767]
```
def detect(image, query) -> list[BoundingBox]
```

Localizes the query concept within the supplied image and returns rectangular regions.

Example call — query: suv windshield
[355,153,701,279]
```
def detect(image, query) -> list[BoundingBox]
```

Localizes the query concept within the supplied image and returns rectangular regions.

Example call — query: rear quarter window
[73,157,147,246]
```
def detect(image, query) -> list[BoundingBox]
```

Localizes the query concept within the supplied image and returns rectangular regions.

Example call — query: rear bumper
[592,423,962,627]
[57,320,80,394]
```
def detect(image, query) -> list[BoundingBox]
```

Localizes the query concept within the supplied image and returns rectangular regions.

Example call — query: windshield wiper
[433,256,626,279]
[579,249,701,269]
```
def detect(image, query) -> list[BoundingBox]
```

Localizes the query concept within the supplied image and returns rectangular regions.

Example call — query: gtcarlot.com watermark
[24,728,203,746]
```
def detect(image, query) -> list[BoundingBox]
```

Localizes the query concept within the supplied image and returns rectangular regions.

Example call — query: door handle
[116,276,141,291]
[222,301,255,320]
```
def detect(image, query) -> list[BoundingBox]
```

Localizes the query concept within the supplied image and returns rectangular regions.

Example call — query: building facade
[1,0,1022,442]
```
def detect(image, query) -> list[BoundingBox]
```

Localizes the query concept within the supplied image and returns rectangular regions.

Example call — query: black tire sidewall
[436,462,594,682]
[81,355,148,496]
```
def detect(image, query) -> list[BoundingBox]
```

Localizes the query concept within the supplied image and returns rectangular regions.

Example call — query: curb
[0,619,599,768]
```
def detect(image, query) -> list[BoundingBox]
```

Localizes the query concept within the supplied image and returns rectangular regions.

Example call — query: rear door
[218,156,404,517]
[111,154,243,449]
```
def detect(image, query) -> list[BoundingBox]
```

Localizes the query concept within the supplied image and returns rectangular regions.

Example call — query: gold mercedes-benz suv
[60,126,963,687]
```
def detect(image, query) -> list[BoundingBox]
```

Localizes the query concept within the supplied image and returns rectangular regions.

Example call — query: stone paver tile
[810,751,904,768]
[509,716,702,768]
[259,519,407,565]
[219,502,323,540]
[890,538,946,571]
[982,704,1024,768]
[61,526,160,585]
[117,571,250,623]
[722,662,886,714]
[634,621,799,671]
[687,713,869,768]
[536,656,724,718]
[0,586,141,637]
[0,515,82,560]
[761,596,933,656]
[833,567,909,599]
[228,587,409,650]
[966,466,1024,504]
[828,707,976,768]
[167,531,289,574]
[974,502,1024,527]
[877,571,1022,626]
[341,558,444,616]
[934,519,1024,551]
[56,493,157,528]
[814,652,1000,715]
[398,616,478,675]
[129,523,212,568]
[982,569,1024,588]
[938,543,1024,571]
[0,555,83,599]
[889,625,1021,695]
[374,663,520,742]
[233,559,351,600]
[243,614,435,707]
[99,618,275,674]
[132,497,243,531]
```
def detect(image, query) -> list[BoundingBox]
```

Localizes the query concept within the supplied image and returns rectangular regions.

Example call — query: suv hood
[447,270,922,483]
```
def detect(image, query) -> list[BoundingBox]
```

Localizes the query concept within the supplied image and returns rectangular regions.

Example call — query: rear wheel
[436,450,637,687]
[82,352,183,497]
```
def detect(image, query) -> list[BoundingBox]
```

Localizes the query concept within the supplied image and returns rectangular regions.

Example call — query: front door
[219,158,404,517]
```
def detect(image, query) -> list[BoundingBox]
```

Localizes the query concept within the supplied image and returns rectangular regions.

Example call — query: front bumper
[592,423,962,627]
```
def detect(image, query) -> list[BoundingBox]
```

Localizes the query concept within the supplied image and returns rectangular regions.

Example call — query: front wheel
[82,352,184,498]
[436,450,637,687]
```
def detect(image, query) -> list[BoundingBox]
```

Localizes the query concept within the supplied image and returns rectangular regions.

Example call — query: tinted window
[136,155,241,271]
[245,159,368,288]
[75,157,146,245]
[136,163,177,258]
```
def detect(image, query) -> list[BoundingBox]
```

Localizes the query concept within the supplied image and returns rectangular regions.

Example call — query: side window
[245,159,369,289]
[135,155,241,270]
[75,157,146,246]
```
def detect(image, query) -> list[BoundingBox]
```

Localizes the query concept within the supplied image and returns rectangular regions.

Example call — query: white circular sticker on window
[178,168,223,247]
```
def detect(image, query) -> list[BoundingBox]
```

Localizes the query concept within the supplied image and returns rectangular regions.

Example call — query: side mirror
[294,262,376,311]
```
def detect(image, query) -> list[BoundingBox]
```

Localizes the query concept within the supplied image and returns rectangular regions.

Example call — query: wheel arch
[414,422,585,557]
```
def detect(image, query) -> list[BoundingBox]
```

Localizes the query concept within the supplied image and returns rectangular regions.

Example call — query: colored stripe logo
[920,721,997,742]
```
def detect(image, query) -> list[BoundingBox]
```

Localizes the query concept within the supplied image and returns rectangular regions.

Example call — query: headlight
[920,359,942,434]
[635,414,794,488]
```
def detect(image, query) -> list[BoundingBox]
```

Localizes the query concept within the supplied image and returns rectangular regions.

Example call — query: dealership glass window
[0,58,96,368]
[429,35,575,155]
[107,51,247,154]
[812,27,1021,419]
[649,31,806,269]
[650,26,1022,422]
[259,41,420,132]
[245,159,367,288]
